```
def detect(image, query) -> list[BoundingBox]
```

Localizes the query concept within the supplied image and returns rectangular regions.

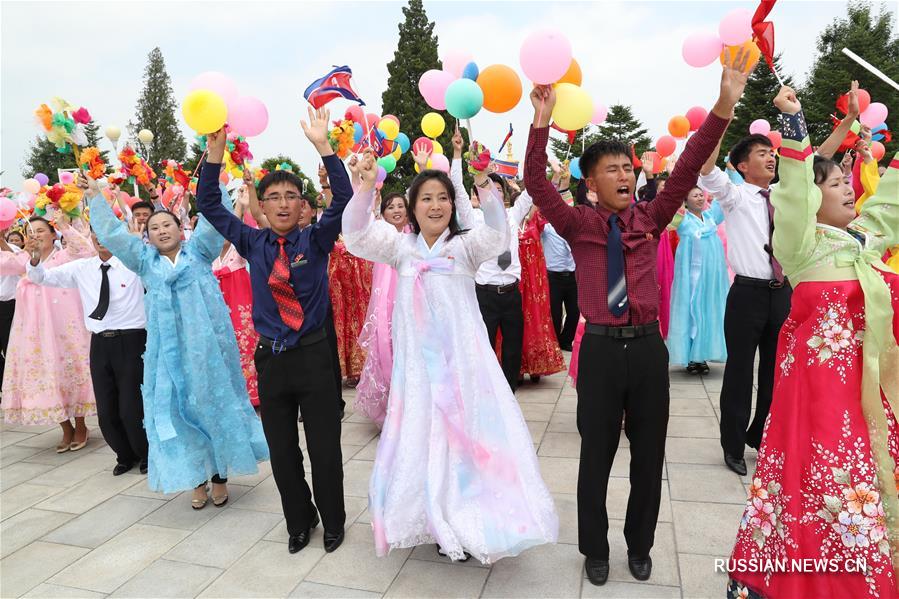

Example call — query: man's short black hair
[729,134,773,175]
[257,170,304,200]
[131,201,155,213]
[580,140,632,180]
[487,172,510,203]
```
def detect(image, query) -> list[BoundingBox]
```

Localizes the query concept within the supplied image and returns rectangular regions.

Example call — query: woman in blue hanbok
[84,173,269,507]
[667,187,729,373]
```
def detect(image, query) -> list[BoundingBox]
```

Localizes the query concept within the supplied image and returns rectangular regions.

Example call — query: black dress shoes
[584,557,609,586]
[288,510,320,554]
[139,460,148,475]
[113,463,133,476]
[323,529,345,553]
[724,453,748,476]
[628,555,652,581]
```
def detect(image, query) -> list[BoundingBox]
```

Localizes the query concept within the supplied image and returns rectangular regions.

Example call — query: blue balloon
[395,132,410,154]
[462,61,479,81]
[873,122,888,133]
[353,123,363,143]
[569,157,582,179]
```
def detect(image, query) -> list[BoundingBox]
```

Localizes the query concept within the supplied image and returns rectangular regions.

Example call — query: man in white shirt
[28,228,149,476]
[698,132,792,476]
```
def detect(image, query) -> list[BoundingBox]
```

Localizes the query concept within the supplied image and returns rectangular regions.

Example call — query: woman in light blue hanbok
[666,187,729,373]
[86,174,269,506]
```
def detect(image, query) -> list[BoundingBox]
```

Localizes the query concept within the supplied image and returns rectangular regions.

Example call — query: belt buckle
[497,285,508,295]
[620,327,637,339]
[271,338,287,355]
[768,280,783,289]
[101,330,116,338]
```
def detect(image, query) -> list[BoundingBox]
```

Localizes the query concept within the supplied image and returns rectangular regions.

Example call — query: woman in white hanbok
[342,153,558,564]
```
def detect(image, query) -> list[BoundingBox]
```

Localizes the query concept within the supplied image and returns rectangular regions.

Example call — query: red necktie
[269,238,304,331]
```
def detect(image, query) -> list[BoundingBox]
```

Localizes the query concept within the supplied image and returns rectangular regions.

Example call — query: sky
[2,0,895,189]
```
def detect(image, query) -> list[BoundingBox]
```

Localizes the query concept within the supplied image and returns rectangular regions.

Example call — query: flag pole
[842,48,899,92]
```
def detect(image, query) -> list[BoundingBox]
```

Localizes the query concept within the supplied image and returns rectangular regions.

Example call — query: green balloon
[378,155,397,173]
[444,79,483,120]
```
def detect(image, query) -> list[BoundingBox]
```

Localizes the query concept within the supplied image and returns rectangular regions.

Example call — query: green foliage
[129,47,187,172]
[259,155,318,203]
[801,1,898,158]
[22,120,107,181]
[720,54,796,162]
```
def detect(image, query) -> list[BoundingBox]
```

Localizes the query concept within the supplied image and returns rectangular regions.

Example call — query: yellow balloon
[392,147,402,160]
[719,40,761,74]
[551,83,593,132]
[182,89,228,134]
[431,140,444,155]
[378,118,400,140]
[421,112,446,138]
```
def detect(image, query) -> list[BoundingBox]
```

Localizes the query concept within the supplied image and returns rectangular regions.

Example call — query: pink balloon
[871,140,886,161]
[685,106,708,131]
[656,136,677,158]
[189,71,239,105]
[519,29,573,84]
[59,171,75,185]
[718,8,753,46]
[412,137,434,154]
[228,96,269,137]
[767,130,782,150]
[345,106,365,124]
[591,103,608,125]
[430,154,450,173]
[860,102,888,128]
[442,50,474,78]
[0,197,16,221]
[749,119,771,135]
[365,113,380,130]
[682,32,724,68]
[376,166,387,184]
[418,69,456,111]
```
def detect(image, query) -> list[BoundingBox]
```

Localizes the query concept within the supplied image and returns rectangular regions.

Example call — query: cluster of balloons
[411,112,449,173]
[419,51,523,120]
[182,72,269,137]
[647,106,709,169]
[746,119,783,149]
[341,107,412,182]
[682,8,760,73]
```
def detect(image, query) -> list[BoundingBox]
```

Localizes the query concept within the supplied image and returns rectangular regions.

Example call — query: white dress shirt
[698,167,774,279]
[469,192,533,286]
[0,244,22,301]
[27,255,146,333]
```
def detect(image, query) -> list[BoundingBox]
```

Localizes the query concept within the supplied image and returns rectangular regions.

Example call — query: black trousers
[89,330,149,466]
[325,302,345,411]
[0,299,14,394]
[720,280,792,457]
[576,329,669,560]
[476,285,524,391]
[547,271,579,349]
[254,333,345,536]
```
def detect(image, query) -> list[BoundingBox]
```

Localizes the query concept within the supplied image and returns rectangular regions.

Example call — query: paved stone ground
[1,361,756,598]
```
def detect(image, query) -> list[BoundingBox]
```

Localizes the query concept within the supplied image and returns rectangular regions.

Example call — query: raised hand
[76,171,100,196]
[300,107,333,156]
[413,144,431,170]
[773,85,801,116]
[357,150,378,190]
[206,127,228,163]
[530,85,556,128]
[452,124,464,158]
[846,80,860,119]
[713,47,756,118]
[242,166,254,185]
[640,152,655,177]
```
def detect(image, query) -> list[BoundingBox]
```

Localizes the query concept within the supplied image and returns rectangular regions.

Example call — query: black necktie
[497,250,512,270]
[607,214,628,317]
[89,264,111,321]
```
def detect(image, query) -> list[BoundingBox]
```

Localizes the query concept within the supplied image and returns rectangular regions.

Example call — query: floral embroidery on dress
[779,318,798,377]
[805,291,865,383]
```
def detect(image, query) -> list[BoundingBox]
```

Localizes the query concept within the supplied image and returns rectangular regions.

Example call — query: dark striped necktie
[607,214,628,317]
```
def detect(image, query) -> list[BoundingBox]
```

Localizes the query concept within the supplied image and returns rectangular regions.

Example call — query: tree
[380,0,457,194]
[183,139,205,174]
[549,104,652,169]
[720,54,796,162]
[801,1,898,157]
[259,156,318,203]
[129,47,187,171]
[22,120,107,180]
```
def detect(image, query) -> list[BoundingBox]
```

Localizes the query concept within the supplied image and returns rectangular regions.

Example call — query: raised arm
[341,152,402,265]
[449,126,475,228]
[525,86,582,239]
[817,81,861,160]
[243,167,269,229]
[26,258,79,288]
[189,183,231,263]
[508,189,534,225]
[854,151,899,254]
[303,107,352,253]
[88,194,148,274]
[647,49,752,231]
[464,181,510,266]
[770,87,818,275]
[56,217,95,259]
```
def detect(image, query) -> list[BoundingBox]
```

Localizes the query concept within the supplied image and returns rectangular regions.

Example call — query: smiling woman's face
[815,163,856,230]
[147,212,181,254]
[412,179,452,239]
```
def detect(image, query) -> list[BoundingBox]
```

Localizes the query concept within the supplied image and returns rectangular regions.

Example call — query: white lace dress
[342,184,559,563]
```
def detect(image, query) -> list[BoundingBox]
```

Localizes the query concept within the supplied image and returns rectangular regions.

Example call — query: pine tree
[380,0,458,194]
[22,120,108,180]
[129,47,187,172]
[802,1,898,157]
[720,54,796,163]
[259,156,318,203]
[183,139,205,174]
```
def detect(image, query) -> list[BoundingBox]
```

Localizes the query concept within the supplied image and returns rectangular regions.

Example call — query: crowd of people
[1,47,898,598]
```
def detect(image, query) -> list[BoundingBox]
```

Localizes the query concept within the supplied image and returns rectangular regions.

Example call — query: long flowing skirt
[214,266,259,407]
[657,229,675,340]
[329,240,373,380]
[518,229,565,376]
[355,262,397,427]
[728,274,899,598]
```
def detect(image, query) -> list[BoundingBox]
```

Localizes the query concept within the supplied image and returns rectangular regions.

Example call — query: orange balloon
[668,115,691,139]
[476,65,523,113]
[557,59,582,86]
[719,39,761,74]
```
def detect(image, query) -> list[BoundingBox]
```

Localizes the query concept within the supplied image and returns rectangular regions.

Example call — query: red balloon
[655,135,677,158]
[345,106,364,124]
[685,106,708,131]
[857,89,871,114]
[365,113,380,130]
[871,140,885,161]
[644,151,664,174]
[767,130,783,150]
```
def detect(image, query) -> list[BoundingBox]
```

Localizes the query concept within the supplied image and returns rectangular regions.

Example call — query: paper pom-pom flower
[78,147,107,180]
[118,145,157,187]
[35,104,53,131]
[464,141,491,175]
[164,160,191,188]
[71,107,91,125]
[33,98,90,157]
[328,120,356,158]
[35,183,83,218]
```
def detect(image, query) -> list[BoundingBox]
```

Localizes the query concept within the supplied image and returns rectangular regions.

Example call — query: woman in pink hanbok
[1,216,97,451]
[355,192,408,427]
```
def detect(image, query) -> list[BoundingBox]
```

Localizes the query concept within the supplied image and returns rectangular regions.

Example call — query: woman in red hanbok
[727,88,899,599]
[329,237,373,384]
